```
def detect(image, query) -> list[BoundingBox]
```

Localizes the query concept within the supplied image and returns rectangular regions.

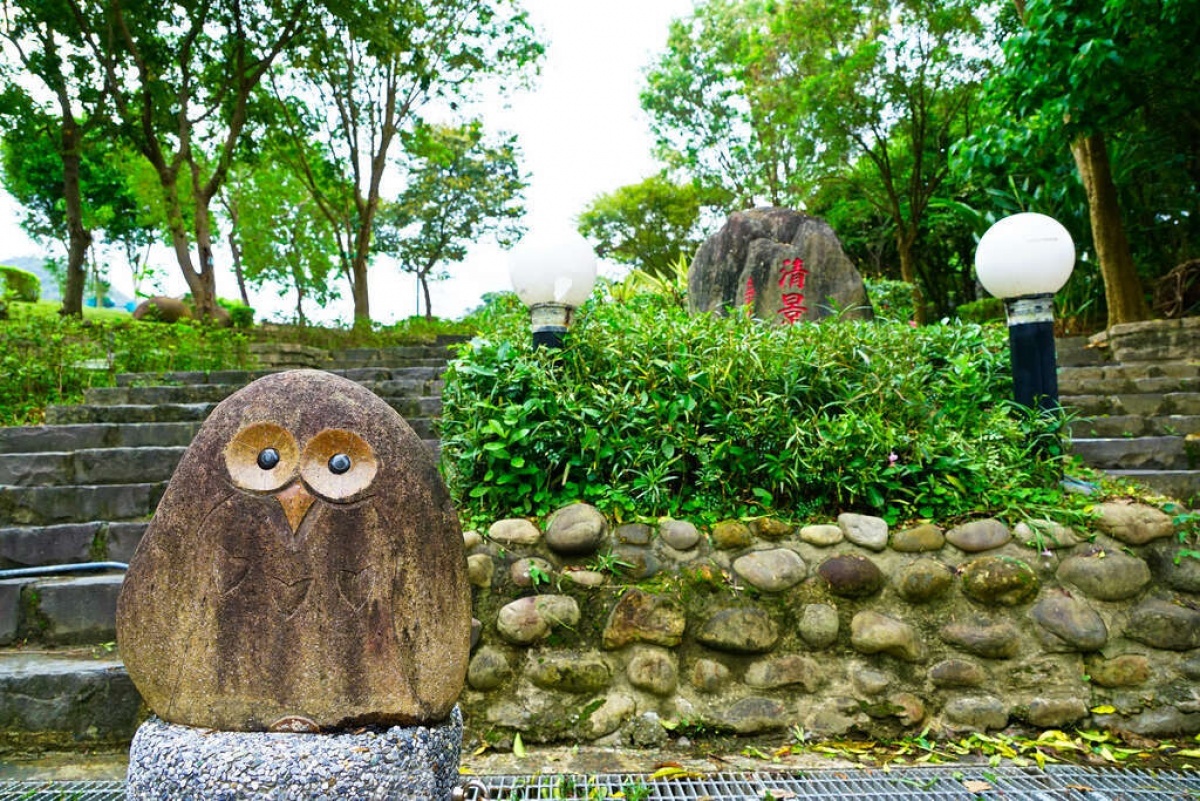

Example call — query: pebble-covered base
[126,707,463,800]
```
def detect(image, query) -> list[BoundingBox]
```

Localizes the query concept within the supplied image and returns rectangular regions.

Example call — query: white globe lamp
[508,233,597,348]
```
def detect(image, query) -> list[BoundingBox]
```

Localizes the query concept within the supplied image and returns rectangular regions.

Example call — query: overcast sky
[0,1,695,323]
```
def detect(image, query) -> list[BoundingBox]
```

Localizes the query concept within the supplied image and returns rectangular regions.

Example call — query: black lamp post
[974,213,1076,413]
[508,234,598,349]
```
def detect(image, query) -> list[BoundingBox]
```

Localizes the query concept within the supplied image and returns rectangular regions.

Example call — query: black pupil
[329,453,351,474]
[257,448,280,470]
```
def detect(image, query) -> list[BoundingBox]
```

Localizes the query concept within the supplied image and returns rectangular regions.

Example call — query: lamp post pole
[1005,295,1060,413]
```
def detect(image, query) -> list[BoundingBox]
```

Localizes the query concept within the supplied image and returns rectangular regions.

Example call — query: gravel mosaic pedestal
[125,707,463,800]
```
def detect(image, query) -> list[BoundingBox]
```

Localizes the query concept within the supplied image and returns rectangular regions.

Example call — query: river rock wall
[458,502,1200,746]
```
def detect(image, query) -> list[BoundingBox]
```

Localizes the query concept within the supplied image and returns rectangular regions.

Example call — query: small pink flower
[909,320,918,328]
[888,451,899,466]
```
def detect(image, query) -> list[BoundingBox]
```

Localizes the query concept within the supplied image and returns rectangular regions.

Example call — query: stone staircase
[1059,317,1200,507]
[0,338,461,750]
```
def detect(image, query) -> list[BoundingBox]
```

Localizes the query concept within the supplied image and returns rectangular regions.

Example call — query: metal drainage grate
[476,767,1200,799]
[0,767,1197,800]
[0,780,124,800]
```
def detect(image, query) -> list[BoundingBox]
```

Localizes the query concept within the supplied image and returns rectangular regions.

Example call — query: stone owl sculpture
[116,369,471,733]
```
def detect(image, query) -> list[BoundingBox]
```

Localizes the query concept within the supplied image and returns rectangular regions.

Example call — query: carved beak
[276,482,315,534]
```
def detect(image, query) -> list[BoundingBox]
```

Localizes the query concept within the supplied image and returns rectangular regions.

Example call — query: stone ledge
[461,502,1200,743]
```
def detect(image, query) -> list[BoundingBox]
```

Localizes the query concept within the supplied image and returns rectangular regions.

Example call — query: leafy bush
[252,315,476,349]
[0,266,41,303]
[956,297,1005,324]
[217,298,256,328]
[0,310,254,426]
[864,278,915,322]
[441,294,1071,527]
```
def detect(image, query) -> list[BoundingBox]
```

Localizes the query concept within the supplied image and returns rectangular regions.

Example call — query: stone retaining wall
[458,502,1200,746]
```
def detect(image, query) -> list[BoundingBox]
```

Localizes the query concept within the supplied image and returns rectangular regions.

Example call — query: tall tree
[70,0,309,320]
[577,174,714,280]
[771,0,989,323]
[373,120,525,320]
[643,0,990,322]
[641,0,816,209]
[226,160,338,326]
[0,102,158,304]
[270,0,542,325]
[0,0,107,316]
[986,0,1199,326]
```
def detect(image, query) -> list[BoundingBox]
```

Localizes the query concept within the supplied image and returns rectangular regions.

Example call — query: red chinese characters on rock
[745,276,757,308]
[777,257,809,324]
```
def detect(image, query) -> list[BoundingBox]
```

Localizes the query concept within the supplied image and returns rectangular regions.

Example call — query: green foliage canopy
[269,0,543,324]
[373,120,526,320]
[961,0,1200,326]
[226,158,340,326]
[576,174,714,281]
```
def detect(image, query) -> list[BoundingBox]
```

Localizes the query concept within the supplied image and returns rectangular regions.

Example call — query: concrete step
[0,650,141,747]
[1068,414,1200,438]
[114,365,449,388]
[0,483,166,527]
[34,406,435,444]
[1058,368,1200,396]
[115,369,259,387]
[1096,317,1200,364]
[1069,436,1193,470]
[87,377,445,407]
[1,573,123,646]
[1105,469,1200,506]
[1061,392,1200,417]
[1055,336,1111,368]
[0,522,145,569]
[340,366,447,383]
[45,403,216,426]
[0,448,185,487]
[84,384,242,406]
[0,423,202,455]
[402,418,438,440]
[329,344,459,363]
[385,396,443,420]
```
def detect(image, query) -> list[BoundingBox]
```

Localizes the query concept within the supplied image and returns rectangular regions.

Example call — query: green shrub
[251,316,476,349]
[864,278,915,322]
[956,297,1005,324]
[440,293,1071,527]
[217,298,256,328]
[0,266,41,303]
[0,314,254,426]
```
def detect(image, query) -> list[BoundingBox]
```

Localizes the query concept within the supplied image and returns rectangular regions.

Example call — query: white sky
[0,1,695,324]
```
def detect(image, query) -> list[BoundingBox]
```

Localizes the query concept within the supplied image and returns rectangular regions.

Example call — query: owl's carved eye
[257,448,281,470]
[226,423,299,492]
[301,429,377,500]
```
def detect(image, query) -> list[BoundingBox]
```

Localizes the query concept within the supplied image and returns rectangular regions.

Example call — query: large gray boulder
[688,207,872,323]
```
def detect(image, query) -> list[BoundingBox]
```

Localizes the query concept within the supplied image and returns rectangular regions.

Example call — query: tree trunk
[189,192,220,320]
[896,227,926,324]
[58,110,91,318]
[160,177,206,310]
[421,272,433,321]
[226,199,250,305]
[1070,132,1149,328]
[350,250,371,325]
[294,269,307,327]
